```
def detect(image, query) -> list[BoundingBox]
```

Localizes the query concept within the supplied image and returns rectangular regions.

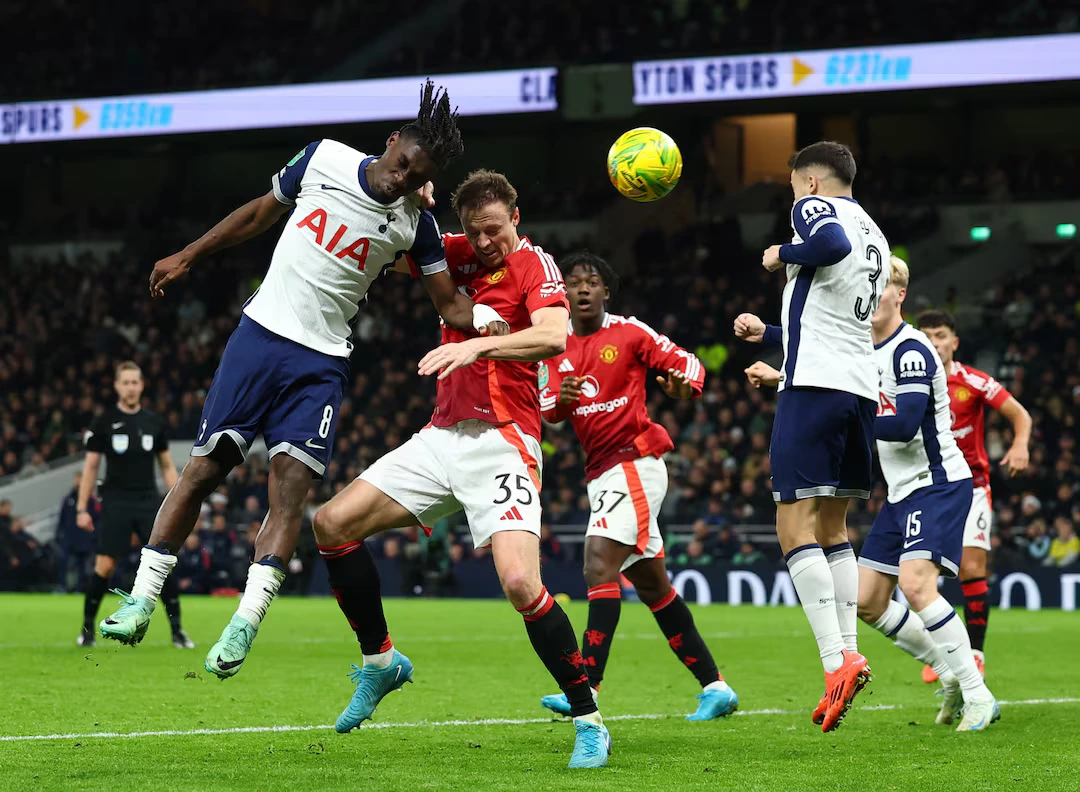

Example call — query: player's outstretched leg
[161,572,194,649]
[205,455,309,678]
[540,537,627,717]
[857,567,961,724]
[900,560,998,732]
[101,456,228,645]
[493,531,609,769]
[627,559,738,721]
[314,479,419,731]
[820,499,860,654]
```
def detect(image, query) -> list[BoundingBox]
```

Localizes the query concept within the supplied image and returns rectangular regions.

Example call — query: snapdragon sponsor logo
[574,396,628,417]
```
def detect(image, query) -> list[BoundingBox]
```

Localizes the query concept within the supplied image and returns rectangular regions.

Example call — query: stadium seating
[4,0,1077,100]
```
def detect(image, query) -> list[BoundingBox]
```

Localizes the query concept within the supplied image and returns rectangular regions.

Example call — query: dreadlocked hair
[398,79,464,169]
[560,250,620,301]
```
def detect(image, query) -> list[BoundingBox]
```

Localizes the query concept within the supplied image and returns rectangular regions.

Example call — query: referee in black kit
[76,361,193,648]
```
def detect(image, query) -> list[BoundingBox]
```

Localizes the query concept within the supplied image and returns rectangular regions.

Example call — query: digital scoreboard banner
[0,68,557,144]
[634,33,1080,105]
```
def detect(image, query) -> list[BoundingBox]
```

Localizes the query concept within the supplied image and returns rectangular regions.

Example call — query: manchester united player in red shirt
[537,251,739,722]
[917,310,1031,680]
[312,172,611,768]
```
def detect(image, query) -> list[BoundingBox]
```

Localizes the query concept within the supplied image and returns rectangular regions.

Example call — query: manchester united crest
[954,386,971,402]
[599,344,619,364]
[487,268,507,284]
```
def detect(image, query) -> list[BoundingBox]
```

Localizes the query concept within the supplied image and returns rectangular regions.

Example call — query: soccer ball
[607,127,683,202]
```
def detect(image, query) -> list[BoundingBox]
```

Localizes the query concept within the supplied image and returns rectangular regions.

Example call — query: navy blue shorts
[191,316,349,477]
[859,480,972,578]
[770,387,876,502]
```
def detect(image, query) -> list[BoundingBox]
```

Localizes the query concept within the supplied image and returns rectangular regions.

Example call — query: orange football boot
[922,664,939,684]
[820,650,872,732]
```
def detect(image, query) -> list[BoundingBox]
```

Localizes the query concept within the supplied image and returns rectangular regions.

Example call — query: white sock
[130,547,177,605]
[916,596,990,700]
[573,711,603,726]
[825,543,859,652]
[236,562,285,628]
[362,648,395,668]
[872,600,955,684]
[786,545,845,673]
[703,680,730,693]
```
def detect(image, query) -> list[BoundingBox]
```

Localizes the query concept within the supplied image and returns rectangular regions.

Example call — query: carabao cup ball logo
[607,127,683,203]
[580,375,601,399]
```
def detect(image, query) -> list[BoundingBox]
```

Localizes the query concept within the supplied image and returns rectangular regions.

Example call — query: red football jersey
[430,234,569,442]
[948,360,1011,490]
[541,313,705,481]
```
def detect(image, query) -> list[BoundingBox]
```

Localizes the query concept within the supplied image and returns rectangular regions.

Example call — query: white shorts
[585,455,668,572]
[360,420,543,549]
[962,485,992,551]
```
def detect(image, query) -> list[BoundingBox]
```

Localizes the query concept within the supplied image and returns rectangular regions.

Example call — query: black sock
[960,577,990,653]
[518,588,597,717]
[582,584,622,689]
[84,573,110,631]
[320,540,391,654]
[162,573,182,633]
[649,590,722,688]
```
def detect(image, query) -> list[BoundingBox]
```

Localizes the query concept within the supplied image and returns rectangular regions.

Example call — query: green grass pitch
[1,594,1078,791]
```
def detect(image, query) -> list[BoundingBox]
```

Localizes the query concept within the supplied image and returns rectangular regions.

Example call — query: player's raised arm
[418,305,568,379]
[149,141,323,297]
[149,192,291,297]
[745,361,781,389]
[996,395,1032,476]
[626,317,704,399]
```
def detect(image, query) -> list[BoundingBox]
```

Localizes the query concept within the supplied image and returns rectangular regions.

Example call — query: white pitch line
[2,698,1077,743]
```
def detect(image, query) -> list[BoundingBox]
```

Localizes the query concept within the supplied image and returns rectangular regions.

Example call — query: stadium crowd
[4,0,1078,101]
[2,196,1076,592]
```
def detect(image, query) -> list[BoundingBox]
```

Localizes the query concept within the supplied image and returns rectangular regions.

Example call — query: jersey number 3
[854,245,882,321]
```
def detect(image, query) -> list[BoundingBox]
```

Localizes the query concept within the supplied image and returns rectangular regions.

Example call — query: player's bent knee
[959,551,987,581]
[94,555,116,578]
[499,568,542,610]
[582,557,619,589]
[181,456,229,498]
[857,599,886,625]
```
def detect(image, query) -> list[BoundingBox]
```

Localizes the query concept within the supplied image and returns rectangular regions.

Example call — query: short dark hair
[916,309,958,334]
[561,250,620,301]
[398,80,464,169]
[788,141,857,185]
[451,169,518,214]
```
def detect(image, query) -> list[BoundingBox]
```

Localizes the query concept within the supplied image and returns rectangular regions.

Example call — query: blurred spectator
[673,538,713,567]
[539,523,564,563]
[732,541,765,567]
[1045,517,1079,567]
[712,526,738,561]
[55,472,97,592]
[202,513,236,590]
[176,532,210,594]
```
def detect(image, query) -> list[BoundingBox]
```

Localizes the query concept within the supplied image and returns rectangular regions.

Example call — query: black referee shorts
[96,491,161,559]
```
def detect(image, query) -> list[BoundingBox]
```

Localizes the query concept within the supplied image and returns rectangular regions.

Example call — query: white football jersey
[874,323,971,502]
[778,196,890,401]
[243,139,447,357]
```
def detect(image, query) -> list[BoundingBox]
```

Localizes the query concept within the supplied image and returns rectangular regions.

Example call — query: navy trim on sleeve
[763,324,783,347]
[409,211,448,274]
[272,141,320,204]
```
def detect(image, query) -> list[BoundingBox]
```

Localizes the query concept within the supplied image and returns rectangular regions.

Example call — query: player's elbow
[545,324,568,356]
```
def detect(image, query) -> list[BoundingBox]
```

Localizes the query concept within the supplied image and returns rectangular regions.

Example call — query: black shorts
[96,491,161,558]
